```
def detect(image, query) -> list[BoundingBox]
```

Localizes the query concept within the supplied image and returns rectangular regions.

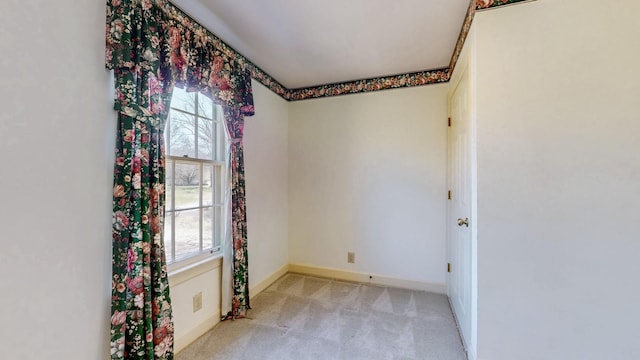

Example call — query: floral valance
[106,0,254,116]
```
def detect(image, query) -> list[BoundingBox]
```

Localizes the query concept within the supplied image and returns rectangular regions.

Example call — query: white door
[448,67,472,349]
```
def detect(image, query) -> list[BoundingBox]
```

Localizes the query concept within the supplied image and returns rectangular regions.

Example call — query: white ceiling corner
[171,0,470,89]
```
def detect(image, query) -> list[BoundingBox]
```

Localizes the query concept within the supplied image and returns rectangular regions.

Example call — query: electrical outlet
[193,292,202,312]
[347,252,355,264]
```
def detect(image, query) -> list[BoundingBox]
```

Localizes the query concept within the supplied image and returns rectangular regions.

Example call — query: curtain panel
[106,1,254,359]
[223,108,250,317]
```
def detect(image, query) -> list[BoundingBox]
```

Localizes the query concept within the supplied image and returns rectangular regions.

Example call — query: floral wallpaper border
[167,0,532,102]
[448,0,477,75]
[248,65,288,98]
[286,69,450,101]
[476,0,531,10]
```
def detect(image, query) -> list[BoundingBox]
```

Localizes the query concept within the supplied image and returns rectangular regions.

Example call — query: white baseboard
[288,263,447,294]
[249,263,289,300]
[174,311,220,354]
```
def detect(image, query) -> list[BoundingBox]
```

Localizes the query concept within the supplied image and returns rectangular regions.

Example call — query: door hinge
[447,263,451,273]
[448,117,451,127]
[448,190,452,200]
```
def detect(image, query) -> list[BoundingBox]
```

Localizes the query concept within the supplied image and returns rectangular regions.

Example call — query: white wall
[474,1,640,359]
[288,85,449,289]
[244,80,290,291]
[0,1,114,359]
[170,262,222,352]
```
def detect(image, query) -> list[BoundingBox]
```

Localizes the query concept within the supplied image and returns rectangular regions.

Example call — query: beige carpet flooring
[176,274,467,360]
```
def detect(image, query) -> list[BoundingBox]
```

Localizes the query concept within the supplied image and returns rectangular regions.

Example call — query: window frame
[164,88,227,270]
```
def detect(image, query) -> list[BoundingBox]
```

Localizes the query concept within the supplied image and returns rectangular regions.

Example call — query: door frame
[446,26,478,360]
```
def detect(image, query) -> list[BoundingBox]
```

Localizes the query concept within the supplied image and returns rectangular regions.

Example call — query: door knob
[457,218,469,227]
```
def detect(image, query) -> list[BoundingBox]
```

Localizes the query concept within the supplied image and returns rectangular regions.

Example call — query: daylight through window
[164,87,227,264]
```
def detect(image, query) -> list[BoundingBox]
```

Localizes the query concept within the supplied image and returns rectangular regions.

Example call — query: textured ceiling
[171,0,470,89]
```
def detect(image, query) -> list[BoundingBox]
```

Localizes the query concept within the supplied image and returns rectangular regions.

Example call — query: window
[164,87,227,265]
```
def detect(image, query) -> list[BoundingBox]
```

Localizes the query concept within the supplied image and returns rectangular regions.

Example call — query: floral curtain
[106,0,254,358]
[110,68,175,359]
[223,107,251,319]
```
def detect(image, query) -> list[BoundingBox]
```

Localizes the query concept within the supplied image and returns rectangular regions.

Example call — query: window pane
[198,118,215,160]
[199,94,214,119]
[203,207,213,251]
[214,206,222,249]
[171,87,195,113]
[163,86,228,265]
[163,123,170,155]
[203,164,214,206]
[164,211,174,263]
[213,165,223,204]
[175,163,200,209]
[169,111,196,158]
[217,122,227,162]
[174,209,200,262]
[165,160,173,211]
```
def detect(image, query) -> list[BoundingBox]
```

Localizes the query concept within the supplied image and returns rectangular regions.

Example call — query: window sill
[168,254,223,286]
